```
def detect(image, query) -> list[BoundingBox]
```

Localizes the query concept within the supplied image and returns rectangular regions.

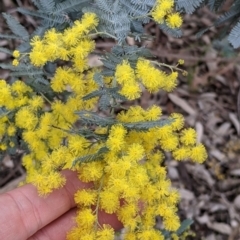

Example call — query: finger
[28,207,77,240]
[28,208,123,240]
[98,209,123,230]
[0,170,92,240]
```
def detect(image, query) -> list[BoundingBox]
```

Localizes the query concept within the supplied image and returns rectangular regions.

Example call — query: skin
[0,170,123,240]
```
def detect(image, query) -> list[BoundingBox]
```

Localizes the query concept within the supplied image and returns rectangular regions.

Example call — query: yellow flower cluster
[115,59,178,99]
[29,12,98,68]
[115,60,141,100]
[0,13,100,195]
[151,0,183,28]
[67,106,207,239]
[19,67,99,193]
[0,10,207,240]
[12,50,20,66]
[0,73,99,194]
[0,81,206,238]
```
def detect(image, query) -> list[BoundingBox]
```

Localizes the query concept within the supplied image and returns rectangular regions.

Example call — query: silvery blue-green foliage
[207,0,227,11]
[17,0,89,29]
[77,110,172,131]
[83,0,131,43]
[2,13,29,41]
[83,0,159,42]
[161,219,193,238]
[213,38,236,58]
[176,0,205,14]
[32,0,56,12]
[176,0,226,13]
[228,21,240,48]
[1,0,88,53]
[101,45,153,77]
[210,0,240,48]
[159,23,182,38]
[0,0,160,103]
[1,0,184,47]
[83,44,153,111]
[119,0,155,23]
[175,0,240,48]
[72,147,109,165]
[0,47,12,55]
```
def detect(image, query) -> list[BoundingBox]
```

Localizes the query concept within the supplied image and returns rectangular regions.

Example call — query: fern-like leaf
[72,147,109,166]
[35,77,49,85]
[2,13,29,40]
[101,59,117,70]
[31,0,42,9]
[77,110,116,126]
[131,21,144,34]
[130,0,155,8]
[122,119,173,131]
[39,0,56,12]
[228,21,240,48]
[0,63,20,71]
[31,26,48,39]
[196,3,240,38]
[93,72,104,86]
[83,1,130,43]
[99,94,111,110]
[0,33,20,40]
[159,23,183,38]
[176,0,205,14]
[0,47,12,55]
[0,107,9,117]
[207,0,226,11]
[119,0,149,17]
[17,8,71,26]
[10,70,44,77]
[108,87,127,101]
[214,8,240,27]
[25,79,51,94]
[54,0,89,13]
[101,69,114,76]
[0,63,33,71]
[82,89,104,101]
[17,41,31,52]
[95,0,112,13]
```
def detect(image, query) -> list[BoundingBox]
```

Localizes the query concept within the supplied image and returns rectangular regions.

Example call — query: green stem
[19,53,29,61]
[39,92,52,105]
[93,173,105,229]
[150,60,185,73]
[90,30,117,40]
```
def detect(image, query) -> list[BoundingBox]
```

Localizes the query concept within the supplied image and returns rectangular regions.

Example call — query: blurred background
[1,0,240,239]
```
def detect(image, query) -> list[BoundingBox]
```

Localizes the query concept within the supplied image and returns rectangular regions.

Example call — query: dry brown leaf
[205,48,218,72]
[186,164,215,187]
[215,122,231,136]
[233,195,240,210]
[196,214,210,225]
[2,154,14,168]
[168,93,196,115]
[179,188,195,201]
[229,112,240,136]
[207,222,232,235]
[210,149,226,162]
[167,166,179,180]
[196,121,204,143]
[88,55,103,67]
[230,169,240,177]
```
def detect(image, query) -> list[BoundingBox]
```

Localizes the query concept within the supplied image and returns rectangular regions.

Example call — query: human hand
[0,170,122,240]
